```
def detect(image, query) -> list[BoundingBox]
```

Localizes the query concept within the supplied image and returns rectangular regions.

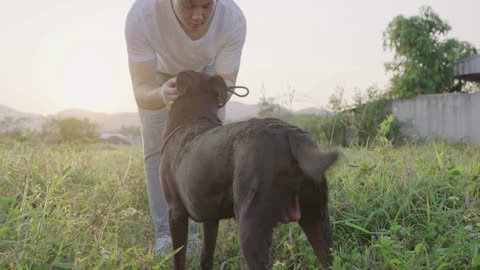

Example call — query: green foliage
[256,91,342,146]
[257,96,293,121]
[346,99,393,147]
[258,85,401,148]
[41,117,99,144]
[384,6,477,98]
[291,114,336,145]
[375,114,397,148]
[331,143,480,269]
[320,86,401,147]
[257,85,294,121]
[0,143,160,269]
[1,142,479,269]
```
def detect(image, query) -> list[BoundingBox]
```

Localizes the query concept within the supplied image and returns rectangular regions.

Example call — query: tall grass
[1,143,158,269]
[1,141,479,269]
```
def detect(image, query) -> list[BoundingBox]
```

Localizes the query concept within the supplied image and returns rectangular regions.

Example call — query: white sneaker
[154,234,202,256]
[154,235,172,256]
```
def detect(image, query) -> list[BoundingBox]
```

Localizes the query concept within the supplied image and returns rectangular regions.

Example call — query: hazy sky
[0,0,479,115]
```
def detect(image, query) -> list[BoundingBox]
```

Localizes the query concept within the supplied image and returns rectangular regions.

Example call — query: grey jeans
[138,104,225,238]
[138,107,170,237]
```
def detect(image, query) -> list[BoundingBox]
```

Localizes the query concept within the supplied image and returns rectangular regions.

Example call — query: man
[124,0,247,254]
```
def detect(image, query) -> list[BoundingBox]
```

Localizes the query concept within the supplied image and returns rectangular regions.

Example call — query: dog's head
[175,71,228,109]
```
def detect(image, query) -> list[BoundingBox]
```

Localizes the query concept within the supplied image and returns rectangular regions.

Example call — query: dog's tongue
[283,195,301,223]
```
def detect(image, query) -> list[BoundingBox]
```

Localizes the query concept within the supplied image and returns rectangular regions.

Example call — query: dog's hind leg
[237,211,274,270]
[298,181,333,269]
[233,148,282,269]
[235,190,276,269]
[169,207,189,270]
[200,220,219,270]
[299,217,333,269]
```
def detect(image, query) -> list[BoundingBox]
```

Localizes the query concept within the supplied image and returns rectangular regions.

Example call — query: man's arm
[125,10,175,110]
[128,59,174,110]
[218,69,238,87]
[215,13,246,101]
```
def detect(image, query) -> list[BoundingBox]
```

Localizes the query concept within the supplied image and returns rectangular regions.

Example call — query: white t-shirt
[125,0,246,75]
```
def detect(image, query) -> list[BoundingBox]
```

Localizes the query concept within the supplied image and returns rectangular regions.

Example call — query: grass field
[1,141,479,269]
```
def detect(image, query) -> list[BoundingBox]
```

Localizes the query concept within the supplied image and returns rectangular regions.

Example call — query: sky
[0,0,479,115]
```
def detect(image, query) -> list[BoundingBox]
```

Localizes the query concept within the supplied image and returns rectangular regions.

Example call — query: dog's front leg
[200,220,219,270]
[169,208,189,270]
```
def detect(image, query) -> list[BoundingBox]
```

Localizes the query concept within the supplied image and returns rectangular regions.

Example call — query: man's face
[173,0,216,32]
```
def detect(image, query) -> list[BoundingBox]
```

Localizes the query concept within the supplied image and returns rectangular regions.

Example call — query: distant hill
[225,102,331,121]
[1,102,330,133]
[0,104,45,131]
[295,107,330,116]
[0,104,38,119]
[225,101,259,121]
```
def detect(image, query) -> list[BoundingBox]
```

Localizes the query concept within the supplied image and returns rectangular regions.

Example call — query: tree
[384,6,477,98]
[42,117,99,143]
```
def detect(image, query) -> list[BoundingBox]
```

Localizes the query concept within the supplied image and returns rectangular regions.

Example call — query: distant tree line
[0,116,141,145]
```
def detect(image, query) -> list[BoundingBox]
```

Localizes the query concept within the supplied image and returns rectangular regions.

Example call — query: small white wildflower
[49,198,56,206]
[273,260,285,267]
[120,207,138,217]
[99,247,111,259]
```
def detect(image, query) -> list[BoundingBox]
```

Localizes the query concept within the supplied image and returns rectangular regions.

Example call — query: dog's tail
[288,131,338,184]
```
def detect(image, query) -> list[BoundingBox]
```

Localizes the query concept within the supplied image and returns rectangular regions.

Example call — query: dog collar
[160,124,185,157]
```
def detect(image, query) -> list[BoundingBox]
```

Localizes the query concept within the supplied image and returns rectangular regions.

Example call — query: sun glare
[30,6,133,114]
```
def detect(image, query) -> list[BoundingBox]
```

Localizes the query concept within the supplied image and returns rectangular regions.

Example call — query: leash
[159,118,223,157]
[219,86,249,108]
[160,124,185,157]
[227,86,249,97]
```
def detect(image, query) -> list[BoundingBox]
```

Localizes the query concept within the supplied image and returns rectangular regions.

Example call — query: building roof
[454,54,480,82]
[99,132,132,144]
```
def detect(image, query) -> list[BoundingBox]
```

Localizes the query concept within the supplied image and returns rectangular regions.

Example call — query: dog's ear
[210,76,228,106]
[176,71,195,96]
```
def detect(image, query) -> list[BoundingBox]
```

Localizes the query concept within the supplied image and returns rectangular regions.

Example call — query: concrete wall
[391,92,480,145]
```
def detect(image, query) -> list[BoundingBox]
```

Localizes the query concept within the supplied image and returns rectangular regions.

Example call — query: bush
[324,86,404,147]
[41,117,99,144]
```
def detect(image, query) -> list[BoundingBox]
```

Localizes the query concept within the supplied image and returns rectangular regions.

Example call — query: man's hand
[160,77,179,109]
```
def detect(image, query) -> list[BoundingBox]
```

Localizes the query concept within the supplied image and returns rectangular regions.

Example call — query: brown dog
[160,71,338,270]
